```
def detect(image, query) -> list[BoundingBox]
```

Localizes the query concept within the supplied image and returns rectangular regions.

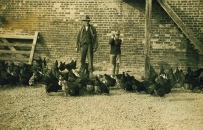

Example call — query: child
[108,31,122,77]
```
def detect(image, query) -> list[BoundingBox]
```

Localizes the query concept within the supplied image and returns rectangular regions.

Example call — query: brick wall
[0,0,202,75]
[167,0,203,69]
[149,0,201,72]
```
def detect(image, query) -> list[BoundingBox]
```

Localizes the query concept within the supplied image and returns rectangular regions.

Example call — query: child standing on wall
[108,30,122,77]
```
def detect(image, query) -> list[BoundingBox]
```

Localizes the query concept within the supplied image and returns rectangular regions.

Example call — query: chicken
[124,81,134,91]
[185,67,193,83]
[167,68,176,87]
[192,68,203,79]
[159,66,167,79]
[142,79,156,95]
[29,73,35,86]
[124,73,138,91]
[31,60,43,83]
[114,73,123,86]
[178,69,185,85]
[185,67,195,90]
[63,80,80,96]
[116,72,139,91]
[65,60,77,71]
[19,63,32,85]
[156,75,171,95]
[60,72,69,81]
[6,62,20,85]
[74,74,91,90]
[0,60,8,72]
[94,76,109,94]
[174,67,180,83]
[35,57,43,70]
[43,69,62,93]
[149,65,158,81]
[68,69,79,82]
[51,60,60,79]
[58,61,66,71]
[118,72,126,89]
[0,61,9,85]
[154,85,165,97]
[138,65,158,94]
[104,74,116,87]
[147,82,156,95]
[0,70,13,85]
[133,81,145,93]
[185,67,203,90]
[43,57,47,68]
[60,69,92,95]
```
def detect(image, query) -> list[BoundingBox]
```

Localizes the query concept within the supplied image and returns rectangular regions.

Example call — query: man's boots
[79,68,85,77]
[89,71,94,78]
[111,68,115,78]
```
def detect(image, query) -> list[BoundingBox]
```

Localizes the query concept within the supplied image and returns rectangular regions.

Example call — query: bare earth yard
[0,82,203,130]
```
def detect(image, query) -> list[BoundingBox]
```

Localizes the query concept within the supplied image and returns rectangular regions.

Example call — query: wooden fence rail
[0,31,38,64]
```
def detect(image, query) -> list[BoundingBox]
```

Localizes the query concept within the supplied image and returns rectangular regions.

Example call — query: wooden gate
[0,31,38,64]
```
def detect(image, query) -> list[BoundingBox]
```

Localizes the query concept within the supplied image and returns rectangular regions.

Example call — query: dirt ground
[0,70,203,130]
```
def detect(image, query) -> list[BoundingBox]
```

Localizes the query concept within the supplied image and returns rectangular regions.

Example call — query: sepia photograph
[0,0,203,129]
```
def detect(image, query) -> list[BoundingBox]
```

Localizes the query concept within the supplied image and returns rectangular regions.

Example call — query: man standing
[76,15,98,77]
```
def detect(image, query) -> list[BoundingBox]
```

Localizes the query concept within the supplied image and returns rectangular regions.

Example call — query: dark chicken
[58,61,66,71]
[103,74,116,87]
[63,80,80,96]
[65,60,77,71]
[19,63,32,85]
[185,67,203,90]
[94,76,109,94]
[167,68,176,87]
[43,69,62,93]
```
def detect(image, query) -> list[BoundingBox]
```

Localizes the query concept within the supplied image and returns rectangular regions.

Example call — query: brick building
[0,0,203,76]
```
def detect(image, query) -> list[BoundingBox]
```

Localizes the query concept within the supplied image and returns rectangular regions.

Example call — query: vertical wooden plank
[28,31,38,64]
[145,0,152,79]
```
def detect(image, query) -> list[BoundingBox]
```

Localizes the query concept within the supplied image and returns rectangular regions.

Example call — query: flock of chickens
[0,58,203,97]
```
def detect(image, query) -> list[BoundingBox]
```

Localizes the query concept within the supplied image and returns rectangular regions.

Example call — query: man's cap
[82,15,91,21]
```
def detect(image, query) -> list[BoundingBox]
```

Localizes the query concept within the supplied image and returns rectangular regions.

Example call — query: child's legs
[116,55,121,75]
[110,54,116,76]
